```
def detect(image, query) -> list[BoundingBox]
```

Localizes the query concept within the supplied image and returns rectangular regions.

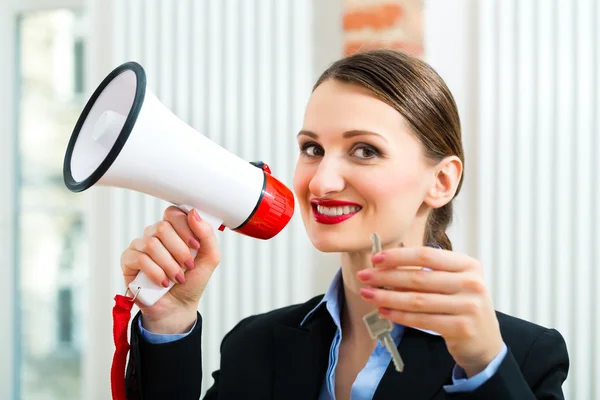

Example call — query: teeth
[316,205,361,216]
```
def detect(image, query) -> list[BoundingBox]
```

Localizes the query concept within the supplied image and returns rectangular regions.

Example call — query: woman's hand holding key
[356,246,504,378]
[120,206,221,334]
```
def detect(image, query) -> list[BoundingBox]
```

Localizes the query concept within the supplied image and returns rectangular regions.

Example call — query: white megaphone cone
[63,61,295,306]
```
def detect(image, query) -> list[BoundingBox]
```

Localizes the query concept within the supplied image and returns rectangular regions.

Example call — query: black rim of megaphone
[63,61,147,192]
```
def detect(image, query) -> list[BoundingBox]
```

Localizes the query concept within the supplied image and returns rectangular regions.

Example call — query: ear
[423,156,463,209]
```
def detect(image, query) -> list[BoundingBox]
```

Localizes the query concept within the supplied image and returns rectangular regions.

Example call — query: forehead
[302,79,408,140]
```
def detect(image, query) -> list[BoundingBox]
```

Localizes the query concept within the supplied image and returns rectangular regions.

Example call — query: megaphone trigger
[249,160,271,174]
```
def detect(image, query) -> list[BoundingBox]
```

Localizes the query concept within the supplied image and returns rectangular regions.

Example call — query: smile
[316,205,361,216]
[310,199,362,225]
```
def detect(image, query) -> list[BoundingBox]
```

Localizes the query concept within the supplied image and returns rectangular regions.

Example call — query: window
[16,9,88,400]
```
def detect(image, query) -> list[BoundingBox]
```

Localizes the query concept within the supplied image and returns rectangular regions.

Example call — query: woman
[121,49,569,399]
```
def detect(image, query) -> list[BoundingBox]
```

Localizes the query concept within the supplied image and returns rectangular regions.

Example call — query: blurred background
[0,0,597,399]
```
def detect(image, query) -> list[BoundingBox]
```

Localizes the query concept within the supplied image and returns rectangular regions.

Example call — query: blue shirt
[140,270,508,398]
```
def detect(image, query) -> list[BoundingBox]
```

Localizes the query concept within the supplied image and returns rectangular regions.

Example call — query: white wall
[425,0,599,398]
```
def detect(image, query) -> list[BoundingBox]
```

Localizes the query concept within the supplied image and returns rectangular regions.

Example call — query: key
[370,233,400,290]
[370,233,403,256]
[370,232,382,256]
[363,310,405,372]
[362,233,405,372]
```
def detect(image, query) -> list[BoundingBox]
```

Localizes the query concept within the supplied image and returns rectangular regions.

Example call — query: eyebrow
[297,129,388,142]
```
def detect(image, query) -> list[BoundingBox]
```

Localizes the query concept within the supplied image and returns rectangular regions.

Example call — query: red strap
[111,294,135,400]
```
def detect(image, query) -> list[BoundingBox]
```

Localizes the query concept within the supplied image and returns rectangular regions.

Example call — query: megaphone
[63,61,295,307]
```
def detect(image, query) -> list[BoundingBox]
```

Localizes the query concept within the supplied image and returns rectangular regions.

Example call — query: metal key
[363,310,405,372]
[371,232,404,256]
[370,232,383,256]
[362,232,405,372]
[370,232,396,290]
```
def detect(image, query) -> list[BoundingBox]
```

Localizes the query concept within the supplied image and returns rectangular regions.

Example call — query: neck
[339,254,377,344]
[338,227,426,344]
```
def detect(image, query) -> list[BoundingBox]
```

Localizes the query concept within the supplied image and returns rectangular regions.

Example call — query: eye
[351,145,380,160]
[300,142,324,157]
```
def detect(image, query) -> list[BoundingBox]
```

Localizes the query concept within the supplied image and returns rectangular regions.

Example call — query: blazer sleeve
[444,328,570,400]
[125,310,219,400]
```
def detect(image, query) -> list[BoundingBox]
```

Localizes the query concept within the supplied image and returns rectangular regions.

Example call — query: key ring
[124,286,141,303]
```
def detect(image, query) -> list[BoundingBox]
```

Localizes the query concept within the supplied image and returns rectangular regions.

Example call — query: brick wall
[343,0,424,57]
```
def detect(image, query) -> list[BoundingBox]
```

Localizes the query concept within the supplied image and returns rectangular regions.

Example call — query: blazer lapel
[373,328,455,400]
[272,306,336,400]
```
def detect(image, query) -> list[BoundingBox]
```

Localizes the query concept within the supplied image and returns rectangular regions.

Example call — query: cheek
[292,165,311,199]
[362,168,426,207]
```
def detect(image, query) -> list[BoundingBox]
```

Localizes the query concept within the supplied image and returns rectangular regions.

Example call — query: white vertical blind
[513,0,534,323]
[88,0,316,397]
[573,1,596,396]
[474,0,599,398]
[532,0,554,331]
[0,3,17,399]
[594,0,600,393]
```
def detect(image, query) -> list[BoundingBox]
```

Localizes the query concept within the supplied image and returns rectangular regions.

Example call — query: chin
[309,239,346,253]
[306,226,371,253]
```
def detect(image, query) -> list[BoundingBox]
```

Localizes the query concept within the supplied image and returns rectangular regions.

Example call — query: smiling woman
[122,49,568,400]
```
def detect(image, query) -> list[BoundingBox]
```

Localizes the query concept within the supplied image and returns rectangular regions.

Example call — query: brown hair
[313,49,464,250]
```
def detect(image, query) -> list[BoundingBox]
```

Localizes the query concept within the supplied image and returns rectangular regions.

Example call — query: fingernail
[184,258,194,269]
[188,238,200,250]
[371,253,384,263]
[161,279,170,288]
[184,258,195,269]
[175,272,186,284]
[360,288,375,299]
[379,307,391,315]
[193,209,202,222]
[357,269,372,281]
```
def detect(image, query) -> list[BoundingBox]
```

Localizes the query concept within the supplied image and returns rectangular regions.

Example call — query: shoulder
[237,293,324,330]
[495,310,565,347]
[495,310,569,368]
[217,294,325,348]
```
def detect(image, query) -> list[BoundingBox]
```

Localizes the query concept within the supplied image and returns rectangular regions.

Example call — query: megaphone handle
[128,205,223,307]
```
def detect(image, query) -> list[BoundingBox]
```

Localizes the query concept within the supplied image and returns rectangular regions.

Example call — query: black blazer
[125,294,569,400]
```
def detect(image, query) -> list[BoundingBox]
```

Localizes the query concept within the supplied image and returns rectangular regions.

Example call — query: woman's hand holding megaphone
[120,206,221,334]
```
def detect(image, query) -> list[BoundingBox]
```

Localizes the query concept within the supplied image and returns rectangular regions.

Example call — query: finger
[144,220,196,271]
[121,248,170,288]
[376,309,470,340]
[359,287,477,315]
[130,237,186,285]
[163,206,202,252]
[357,269,471,295]
[187,209,221,267]
[372,246,478,272]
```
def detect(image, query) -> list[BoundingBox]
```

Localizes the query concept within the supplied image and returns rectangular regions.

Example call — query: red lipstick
[310,199,362,225]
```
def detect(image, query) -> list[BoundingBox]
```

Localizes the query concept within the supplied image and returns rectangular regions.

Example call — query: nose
[308,157,346,197]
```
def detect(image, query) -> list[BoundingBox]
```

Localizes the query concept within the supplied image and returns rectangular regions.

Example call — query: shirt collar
[300,267,344,328]
[300,243,443,337]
